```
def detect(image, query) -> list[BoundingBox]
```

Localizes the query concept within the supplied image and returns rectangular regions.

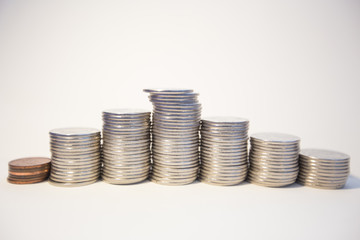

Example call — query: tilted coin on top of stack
[101,109,151,184]
[49,128,101,187]
[199,117,249,186]
[144,88,201,185]
[297,149,350,189]
[7,157,51,184]
[248,132,300,187]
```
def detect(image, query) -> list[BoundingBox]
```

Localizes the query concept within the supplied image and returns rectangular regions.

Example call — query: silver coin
[247,177,295,188]
[298,163,349,172]
[152,168,198,177]
[102,142,150,150]
[49,179,98,187]
[200,173,248,182]
[102,153,150,161]
[152,128,199,137]
[102,163,150,171]
[50,135,100,142]
[199,177,246,186]
[103,108,150,115]
[50,171,100,181]
[102,175,148,185]
[251,132,300,144]
[297,148,350,189]
[153,108,201,114]
[300,149,350,161]
[49,174,99,183]
[102,152,150,160]
[299,157,349,166]
[151,170,197,180]
[144,88,194,93]
[200,169,247,177]
[148,91,198,97]
[153,102,201,109]
[201,159,247,166]
[247,172,298,183]
[102,171,149,179]
[102,168,149,177]
[202,116,249,125]
[297,176,347,185]
[50,127,100,136]
[150,99,198,105]
[153,113,201,120]
[101,109,151,184]
[144,89,200,185]
[201,135,247,142]
[102,171,149,178]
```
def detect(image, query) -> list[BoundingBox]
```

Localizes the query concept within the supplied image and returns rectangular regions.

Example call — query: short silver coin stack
[297,149,350,189]
[199,117,249,186]
[101,109,151,184]
[49,128,101,187]
[248,132,300,187]
[144,89,201,185]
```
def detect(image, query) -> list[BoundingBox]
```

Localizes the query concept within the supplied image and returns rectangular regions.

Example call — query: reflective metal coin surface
[297,148,350,189]
[248,132,300,187]
[144,88,194,94]
[199,117,249,186]
[101,109,151,184]
[144,89,201,185]
[49,127,101,187]
[50,128,100,137]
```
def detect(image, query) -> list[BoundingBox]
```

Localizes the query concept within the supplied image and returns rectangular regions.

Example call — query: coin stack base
[101,109,151,185]
[297,149,350,189]
[248,132,300,187]
[8,157,51,184]
[144,89,201,186]
[49,128,101,187]
[199,117,249,186]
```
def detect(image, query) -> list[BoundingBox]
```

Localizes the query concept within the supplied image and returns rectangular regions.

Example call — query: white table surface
[1,1,359,239]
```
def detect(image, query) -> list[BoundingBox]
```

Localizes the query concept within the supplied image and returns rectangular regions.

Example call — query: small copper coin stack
[8,157,51,184]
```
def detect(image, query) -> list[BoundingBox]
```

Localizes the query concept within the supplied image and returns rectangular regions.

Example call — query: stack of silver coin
[297,149,350,189]
[248,132,300,187]
[199,117,249,186]
[49,128,101,187]
[143,89,201,185]
[101,109,151,184]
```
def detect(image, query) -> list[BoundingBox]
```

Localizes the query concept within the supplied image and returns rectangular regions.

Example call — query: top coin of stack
[144,88,201,185]
[8,157,51,184]
[49,128,101,187]
[297,149,350,189]
[199,117,249,186]
[101,109,151,184]
[248,132,300,187]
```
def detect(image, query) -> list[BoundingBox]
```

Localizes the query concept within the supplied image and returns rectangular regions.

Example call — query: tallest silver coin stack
[144,89,201,185]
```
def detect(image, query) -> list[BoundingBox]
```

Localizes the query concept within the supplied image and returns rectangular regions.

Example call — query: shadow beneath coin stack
[342,175,360,190]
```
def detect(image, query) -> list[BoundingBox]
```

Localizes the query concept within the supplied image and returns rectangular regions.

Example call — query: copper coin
[9,168,50,175]
[8,174,50,180]
[9,157,51,169]
[8,172,50,179]
[9,166,50,173]
[7,177,48,184]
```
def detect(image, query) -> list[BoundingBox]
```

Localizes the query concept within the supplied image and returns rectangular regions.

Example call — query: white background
[0,1,359,239]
